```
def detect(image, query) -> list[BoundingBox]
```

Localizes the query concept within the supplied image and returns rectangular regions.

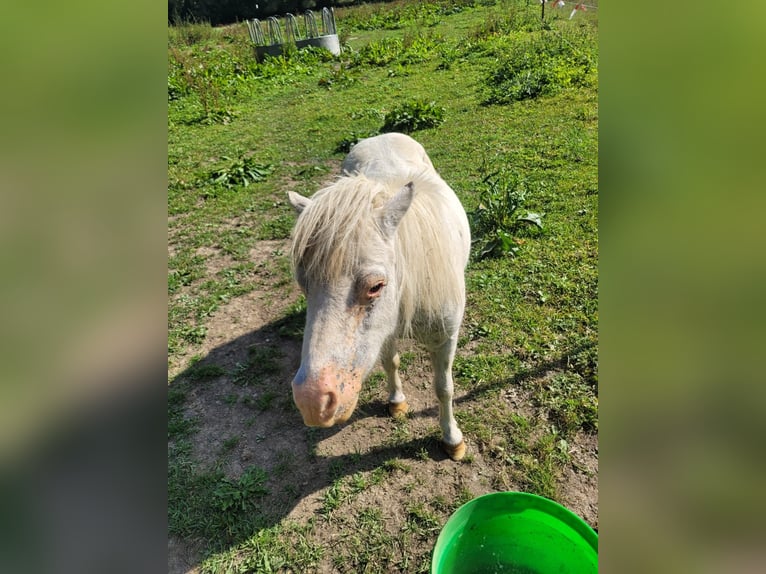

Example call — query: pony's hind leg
[429,336,465,461]
[382,338,408,418]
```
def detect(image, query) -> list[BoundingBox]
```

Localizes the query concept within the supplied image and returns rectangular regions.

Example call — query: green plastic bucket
[431,492,598,574]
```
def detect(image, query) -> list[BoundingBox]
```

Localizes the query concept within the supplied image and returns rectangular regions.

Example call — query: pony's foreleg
[429,336,466,461]
[381,338,408,418]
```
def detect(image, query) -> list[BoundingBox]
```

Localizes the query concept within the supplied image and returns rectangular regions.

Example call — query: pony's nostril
[322,391,339,419]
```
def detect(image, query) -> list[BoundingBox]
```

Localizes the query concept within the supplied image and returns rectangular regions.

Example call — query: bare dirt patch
[168,238,294,378]
[169,297,598,573]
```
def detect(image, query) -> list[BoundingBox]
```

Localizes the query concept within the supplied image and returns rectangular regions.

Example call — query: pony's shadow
[168,305,455,558]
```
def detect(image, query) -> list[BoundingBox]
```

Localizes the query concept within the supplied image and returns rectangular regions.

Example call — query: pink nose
[291,366,362,427]
[292,382,340,427]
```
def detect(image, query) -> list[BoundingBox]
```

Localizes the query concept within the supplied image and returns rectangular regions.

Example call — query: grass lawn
[168,1,598,571]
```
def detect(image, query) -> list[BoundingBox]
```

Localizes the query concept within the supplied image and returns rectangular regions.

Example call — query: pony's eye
[367,281,385,298]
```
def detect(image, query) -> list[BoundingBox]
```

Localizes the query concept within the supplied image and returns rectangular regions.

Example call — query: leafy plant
[353,37,404,67]
[400,29,443,64]
[484,30,595,104]
[232,345,283,386]
[468,6,540,40]
[436,41,469,70]
[469,172,543,259]
[213,466,268,512]
[208,156,273,188]
[381,99,445,133]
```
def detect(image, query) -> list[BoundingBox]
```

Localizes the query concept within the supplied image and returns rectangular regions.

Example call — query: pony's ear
[378,182,414,238]
[287,191,312,214]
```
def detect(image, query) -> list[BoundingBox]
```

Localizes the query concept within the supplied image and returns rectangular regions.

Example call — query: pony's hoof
[388,401,409,419]
[442,440,466,461]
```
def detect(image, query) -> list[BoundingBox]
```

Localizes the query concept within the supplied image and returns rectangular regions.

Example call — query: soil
[168,240,598,573]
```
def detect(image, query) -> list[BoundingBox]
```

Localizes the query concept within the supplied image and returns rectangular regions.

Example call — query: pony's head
[287,177,414,427]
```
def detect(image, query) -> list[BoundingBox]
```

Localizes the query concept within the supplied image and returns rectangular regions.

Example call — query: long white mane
[290,166,468,335]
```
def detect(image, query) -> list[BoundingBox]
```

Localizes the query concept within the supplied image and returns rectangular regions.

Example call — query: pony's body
[288,133,470,459]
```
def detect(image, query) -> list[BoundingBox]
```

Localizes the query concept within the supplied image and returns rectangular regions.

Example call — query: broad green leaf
[518,211,544,229]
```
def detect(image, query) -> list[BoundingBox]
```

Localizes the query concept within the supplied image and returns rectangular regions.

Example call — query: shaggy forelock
[290,175,390,285]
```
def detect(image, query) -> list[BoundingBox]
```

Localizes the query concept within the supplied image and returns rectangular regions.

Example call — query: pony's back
[342,132,435,186]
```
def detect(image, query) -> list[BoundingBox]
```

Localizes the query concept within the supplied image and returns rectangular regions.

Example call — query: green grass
[168,1,597,571]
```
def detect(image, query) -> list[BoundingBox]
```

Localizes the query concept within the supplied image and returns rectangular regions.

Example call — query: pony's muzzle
[293,388,338,427]
[291,366,361,427]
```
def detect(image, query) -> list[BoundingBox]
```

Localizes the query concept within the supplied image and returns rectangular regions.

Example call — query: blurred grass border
[601,1,766,572]
[0,1,168,571]
[0,0,166,450]
[1,0,765,572]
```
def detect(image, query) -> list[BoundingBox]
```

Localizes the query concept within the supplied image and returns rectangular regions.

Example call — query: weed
[169,459,272,548]
[381,99,445,133]
[401,28,443,64]
[566,339,598,387]
[272,451,297,480]
[468,6,540,40]
[354,37,404,67]
[168,21,215,47]
[168,252,205,293]
[468,171,543,260]
[306,427,319,458]
[454,353,515,386]
[276,296,307,340]
[342,3,432,31]
[321,480,345,514]
[168,45,245,116]
[436,41,469,70]
[208,155,273,189]
[328,459,346,480]
[359,371,386,405]
[214,466,269,513]
[455,487,476,509]
[201,522,323,573]
[483,29,596,104]
[388,416,411,445]
[318,66,359,90]
[349,472,368,492]
[168,460,222,538]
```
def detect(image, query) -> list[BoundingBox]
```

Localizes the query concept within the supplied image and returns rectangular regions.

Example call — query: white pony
[287,133,470,460]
